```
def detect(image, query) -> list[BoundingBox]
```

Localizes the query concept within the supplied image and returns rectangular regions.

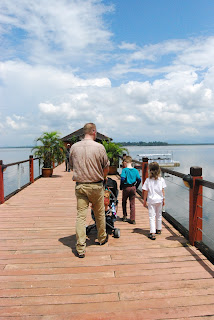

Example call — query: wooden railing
[0,156,41,204]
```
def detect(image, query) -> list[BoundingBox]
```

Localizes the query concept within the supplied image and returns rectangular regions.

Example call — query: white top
[142,177,166,204]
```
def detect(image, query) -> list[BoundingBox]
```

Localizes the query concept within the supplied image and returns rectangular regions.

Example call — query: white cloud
[109,37,214,81]
[1,1,214,145]
[2,51,214,144]
[39,102,78,119]
[0,122,4,131]
[180,127,200,136]
[0,0,114,64]
[123,115,139,122]
[118,42,137,51]
[176,37,214,68]
[6,116,27,130]
[13,114,25,120]
[39,125,49,132]
[122,39,188,64]
[39,103,59,115]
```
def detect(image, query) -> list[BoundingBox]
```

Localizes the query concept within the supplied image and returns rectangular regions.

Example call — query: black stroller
[86,177,120,238]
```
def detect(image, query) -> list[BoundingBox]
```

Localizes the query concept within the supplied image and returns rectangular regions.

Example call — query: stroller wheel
[114,228,120,238]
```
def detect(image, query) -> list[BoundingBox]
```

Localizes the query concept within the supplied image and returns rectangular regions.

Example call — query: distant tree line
[118,141,169,146]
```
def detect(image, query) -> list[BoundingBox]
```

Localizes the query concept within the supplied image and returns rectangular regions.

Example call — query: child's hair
[149,162,161,180]
[124,155,132,163]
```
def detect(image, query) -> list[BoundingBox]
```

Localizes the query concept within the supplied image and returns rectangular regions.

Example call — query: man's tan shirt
[69,139,109,182]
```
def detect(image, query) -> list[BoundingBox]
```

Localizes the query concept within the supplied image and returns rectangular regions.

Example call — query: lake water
[125,144,214,181]
[0,148,41,198]
[1,146,214,251]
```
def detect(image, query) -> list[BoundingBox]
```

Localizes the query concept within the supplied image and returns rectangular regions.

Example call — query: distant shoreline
[118,143,214,146]
[122,143,214,146]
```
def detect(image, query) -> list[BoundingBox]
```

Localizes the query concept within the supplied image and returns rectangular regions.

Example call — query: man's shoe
[122,216,128,222]
[77,252,85,258]
[100,233,108,245]
[129,220,136,225]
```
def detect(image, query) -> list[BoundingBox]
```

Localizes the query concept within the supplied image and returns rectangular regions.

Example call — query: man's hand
[103,177,108,186]
[103,166,109,180]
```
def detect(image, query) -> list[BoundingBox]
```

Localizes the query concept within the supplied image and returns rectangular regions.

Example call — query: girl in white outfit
[142,162,166,240]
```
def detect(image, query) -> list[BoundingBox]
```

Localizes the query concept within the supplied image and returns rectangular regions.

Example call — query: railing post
[39,158,41,175]
[0,160,5,204]
[17,164,21,190]
[142,157,148,197]
[189,166,203,246]
[29,155,34,183]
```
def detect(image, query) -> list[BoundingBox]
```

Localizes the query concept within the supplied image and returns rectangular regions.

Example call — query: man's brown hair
[83,123,96,135]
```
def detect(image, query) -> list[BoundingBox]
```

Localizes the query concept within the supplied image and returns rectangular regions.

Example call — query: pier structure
[0,163,213,319]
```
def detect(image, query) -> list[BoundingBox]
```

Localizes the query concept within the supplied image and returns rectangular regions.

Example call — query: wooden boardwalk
[0,163,213,320]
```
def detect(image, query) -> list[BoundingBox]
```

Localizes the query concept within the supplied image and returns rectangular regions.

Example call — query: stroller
[86,177,120,238]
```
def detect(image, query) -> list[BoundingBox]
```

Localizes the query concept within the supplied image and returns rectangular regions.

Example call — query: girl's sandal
[156,230,161,234]
[148,233,156,240]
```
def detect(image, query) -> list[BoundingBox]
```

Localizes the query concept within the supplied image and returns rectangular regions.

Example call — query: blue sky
[1,0,214,146]
[111,0,214,42]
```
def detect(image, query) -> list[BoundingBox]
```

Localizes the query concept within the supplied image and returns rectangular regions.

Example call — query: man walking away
[69,123,109,258]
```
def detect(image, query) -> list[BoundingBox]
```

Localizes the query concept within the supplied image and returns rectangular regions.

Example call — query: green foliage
[102,140,128,166]
[32,131,66,168]
[70,135,78,144]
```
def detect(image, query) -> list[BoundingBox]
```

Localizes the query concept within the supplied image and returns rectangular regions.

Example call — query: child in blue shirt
[120,156,141,224]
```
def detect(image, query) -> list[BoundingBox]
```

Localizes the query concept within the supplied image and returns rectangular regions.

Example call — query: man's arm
[103,165,109,179]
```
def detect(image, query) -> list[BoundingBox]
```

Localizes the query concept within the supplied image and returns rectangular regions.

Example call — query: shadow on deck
[0,164,213,319]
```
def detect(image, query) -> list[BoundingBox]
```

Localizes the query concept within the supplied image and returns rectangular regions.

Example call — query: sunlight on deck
[0,163,213,319]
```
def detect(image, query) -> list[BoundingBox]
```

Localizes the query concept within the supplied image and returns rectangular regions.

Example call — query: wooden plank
[0,163,213,319]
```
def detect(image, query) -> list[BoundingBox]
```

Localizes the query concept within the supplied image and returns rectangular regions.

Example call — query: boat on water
[136,152,180,167]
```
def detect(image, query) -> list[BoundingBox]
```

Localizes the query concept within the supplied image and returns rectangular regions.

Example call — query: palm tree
[102,140,128,166]
[32,131,66,168]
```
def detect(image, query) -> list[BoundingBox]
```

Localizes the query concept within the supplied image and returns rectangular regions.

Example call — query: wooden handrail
[0,156,42,204]
[196,179,214,190]
[161,167,186,179]
[4,157,41,168]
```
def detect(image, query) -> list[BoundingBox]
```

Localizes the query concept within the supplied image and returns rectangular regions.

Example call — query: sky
[1,0,214,146]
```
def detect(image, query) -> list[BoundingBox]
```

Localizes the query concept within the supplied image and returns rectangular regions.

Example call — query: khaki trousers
[75,183,106,254]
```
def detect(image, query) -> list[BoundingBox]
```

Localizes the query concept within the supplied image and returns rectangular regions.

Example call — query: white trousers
[148,202,162,234]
